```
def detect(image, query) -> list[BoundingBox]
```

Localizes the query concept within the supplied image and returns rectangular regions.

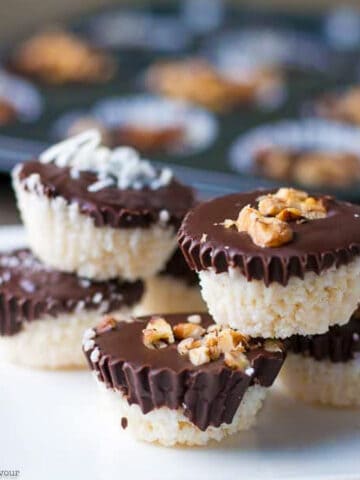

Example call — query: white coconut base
[279,353,360,407]
[98,384,267,447]
[13,172,177,280]
[0,307,131,369]
[199,260,360,338]
[135,275,206,316]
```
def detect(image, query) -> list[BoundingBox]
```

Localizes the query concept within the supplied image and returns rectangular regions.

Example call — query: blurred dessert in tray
[254,148,360,188]
[113,124,184,155]
[145,58,284,112]
[0,99,16,125]
[230,119,360,190]
[56,95,218,155]
[9,30,115,84]
[66,116,184,154]
[0,70,42,124]
[315,86,360,125]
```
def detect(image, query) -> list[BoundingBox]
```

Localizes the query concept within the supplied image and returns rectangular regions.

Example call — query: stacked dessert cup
[179,186,360,408]
[4,129,196,369]
[8,128,360,448]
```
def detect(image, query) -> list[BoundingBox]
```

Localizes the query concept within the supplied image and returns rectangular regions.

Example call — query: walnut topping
[224,188,327,248]
[258,188,326,221]
[173,323,205,340]
[141,315,256,370]
[188,346,211,366]
[276,207,303,222]
[177,338,201,356]
[224,351,250,370]
[142,316,175,350]
[217,328,247,353]
[228,204,293,248]
[187,314,202,324]
[96,315,118,333]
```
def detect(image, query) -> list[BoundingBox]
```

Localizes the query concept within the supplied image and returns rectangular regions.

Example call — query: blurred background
[1,0,360,223]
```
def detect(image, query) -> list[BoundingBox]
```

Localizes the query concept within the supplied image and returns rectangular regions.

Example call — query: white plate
[1,225,360,480]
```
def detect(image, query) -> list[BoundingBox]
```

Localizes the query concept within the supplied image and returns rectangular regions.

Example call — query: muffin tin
[0,3,359,200]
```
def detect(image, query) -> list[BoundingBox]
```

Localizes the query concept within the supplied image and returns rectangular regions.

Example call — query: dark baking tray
[0,3,359,201]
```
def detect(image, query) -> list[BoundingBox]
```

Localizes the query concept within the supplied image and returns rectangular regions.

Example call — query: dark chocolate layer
[178,189,360,286]
[18,161,196,229]
[0,249,144,336]
[84,313,285,431]
[159,248,199,286]
[287,314,360,363]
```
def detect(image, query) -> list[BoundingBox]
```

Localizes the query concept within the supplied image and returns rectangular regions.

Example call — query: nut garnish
[188,346,211,366]
[142,316,175,350]
[173,323,205,340]
[258,188,326,221]
[177,338,201,356]
[187,314,202,324]
[223,188,327,248]
[142,316,264,371]
[230,204,293,248]
[224,351,250,370]
[218,328,247,353]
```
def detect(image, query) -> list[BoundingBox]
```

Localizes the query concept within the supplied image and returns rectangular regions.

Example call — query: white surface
[1,225,360,480]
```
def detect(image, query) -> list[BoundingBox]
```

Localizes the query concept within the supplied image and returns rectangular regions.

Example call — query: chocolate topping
[18,161,196,229]
[178,190,360,286]
[0,249,144,336]
[84,313,285,431]
[288,314,360,363]
[160,248,199,286]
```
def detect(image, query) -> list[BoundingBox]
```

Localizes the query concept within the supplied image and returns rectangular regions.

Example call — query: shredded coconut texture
[39,129,173,191]
[97,382,267,446]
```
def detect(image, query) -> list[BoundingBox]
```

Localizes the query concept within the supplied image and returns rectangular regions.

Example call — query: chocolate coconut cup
[13,130,196,281]
[178,189,360,338]
[0,249,144,369]
[280,312,360,406]
[84,313,286,446]
[135,249,206,316]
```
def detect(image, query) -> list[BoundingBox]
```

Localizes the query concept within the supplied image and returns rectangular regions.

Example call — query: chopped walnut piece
[218,328,247,353]
[142,316,175,350]
[173,323,205,340]
[258,195,287,216]
[275,187,308,203]
[225,187,327,248]
[96,315,117,333]
[177,337,201,356]
[224,351,250,370]
[224,204,293,248]
[207,324,221,334]
[250,215,293,248]
[276,207,303,222]
[189,346,210,366]
[264,339,283,353]
[301,197,327,219]
[187,314,202,324]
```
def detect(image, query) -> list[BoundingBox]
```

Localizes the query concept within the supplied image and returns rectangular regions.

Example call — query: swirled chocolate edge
[178,190,360,286]
[287,313,360,363]
[84,313,286,431]
[16,161,196,229]
[0,249,144,336]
